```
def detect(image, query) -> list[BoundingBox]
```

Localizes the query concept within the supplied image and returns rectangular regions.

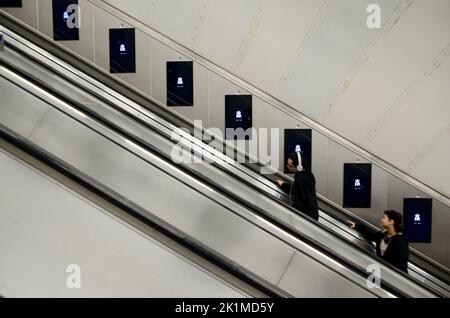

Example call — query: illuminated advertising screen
[109,28,136,73]
[167,61,194,106]
[343,163,372,208]
[403,198,432,243]
[225,95,252,140]
[284,129,312,173]
[53,0,79,41]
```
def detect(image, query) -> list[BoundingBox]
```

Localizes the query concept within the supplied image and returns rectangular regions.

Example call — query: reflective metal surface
[0,147,249,298]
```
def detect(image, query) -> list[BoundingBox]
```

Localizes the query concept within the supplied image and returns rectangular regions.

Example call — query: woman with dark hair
[349,210,409,272]
[276,152,319,221]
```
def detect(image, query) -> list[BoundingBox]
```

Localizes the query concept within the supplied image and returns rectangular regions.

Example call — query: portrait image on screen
[343,163,372,208]
[0,0,22,7]
[225,95,252,140]
[403,198,432,243]
[52,0,79,41]
[167,61,194,106]
[109,28,136,74]
[284,129,312,173]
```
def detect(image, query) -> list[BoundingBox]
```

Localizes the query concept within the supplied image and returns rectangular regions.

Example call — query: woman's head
[382,210,404,233]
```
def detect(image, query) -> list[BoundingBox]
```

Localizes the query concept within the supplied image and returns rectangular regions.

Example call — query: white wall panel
[411,134,450,197]
[324,0,450,144]
[191,0,262,68]
[367,55,450,169]
[280,0,401,118]
[105,0,204,49]
[234,0,326,93]
[1,0,38,29]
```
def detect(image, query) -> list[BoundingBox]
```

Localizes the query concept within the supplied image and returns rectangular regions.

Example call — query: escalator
[0,141,264,298]
[1,10,446,295]
[0,49,398,298]
[0,18,447,297]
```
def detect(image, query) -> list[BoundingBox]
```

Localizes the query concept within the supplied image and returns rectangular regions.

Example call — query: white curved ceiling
[105,0,450,196]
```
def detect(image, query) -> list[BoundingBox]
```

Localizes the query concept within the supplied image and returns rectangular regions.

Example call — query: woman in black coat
[349,210,409,272]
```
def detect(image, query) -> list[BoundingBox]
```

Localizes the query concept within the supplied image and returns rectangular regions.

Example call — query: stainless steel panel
[1,47,96,105]
[408,264,450,297]
[278,252,379,298]
[0,73,49,138]
[29,107,296,286]
[0,148,247,298]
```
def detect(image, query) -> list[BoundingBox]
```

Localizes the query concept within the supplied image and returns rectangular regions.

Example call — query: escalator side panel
[0,148,248,298]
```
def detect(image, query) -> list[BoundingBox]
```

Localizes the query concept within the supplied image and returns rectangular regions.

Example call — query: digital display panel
[167,61,193,106]
[284,129,312,173]
[53,0,79,41]
[109,28,136,73]
[403,198,432,243]
[343,163,372,208]
[225,95,252,140]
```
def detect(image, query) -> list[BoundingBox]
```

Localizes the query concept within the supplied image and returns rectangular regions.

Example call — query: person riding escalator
[276,152,319,221]
[348,210,409,273]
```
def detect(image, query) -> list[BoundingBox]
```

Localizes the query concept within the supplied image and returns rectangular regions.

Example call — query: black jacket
[356,224,409,272]
[280,171,319,221]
